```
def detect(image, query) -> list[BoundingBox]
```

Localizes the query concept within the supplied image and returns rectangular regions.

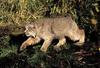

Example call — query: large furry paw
[19,45,27,52]
[54,46,61,52]
[40,47,47,53]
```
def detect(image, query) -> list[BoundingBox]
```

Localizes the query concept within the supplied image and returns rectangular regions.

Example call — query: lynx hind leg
[54,37,66,51]
[20,37,40,51]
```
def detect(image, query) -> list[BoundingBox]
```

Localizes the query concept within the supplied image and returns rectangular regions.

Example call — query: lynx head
[24,24,37,38]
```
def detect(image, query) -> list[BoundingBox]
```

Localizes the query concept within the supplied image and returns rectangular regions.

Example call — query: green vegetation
[0,0,99,25]
[0,0,100,68]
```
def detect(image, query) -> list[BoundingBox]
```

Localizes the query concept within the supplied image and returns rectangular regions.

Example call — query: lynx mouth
[25,31,36,38]
[25,34,36,38]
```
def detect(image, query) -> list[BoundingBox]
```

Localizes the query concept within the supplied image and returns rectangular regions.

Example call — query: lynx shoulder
[20,16,85,52]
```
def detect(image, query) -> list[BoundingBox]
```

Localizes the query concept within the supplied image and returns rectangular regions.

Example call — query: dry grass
[0,0,99,26]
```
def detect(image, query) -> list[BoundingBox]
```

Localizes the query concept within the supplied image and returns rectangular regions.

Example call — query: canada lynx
[19,16,85,52]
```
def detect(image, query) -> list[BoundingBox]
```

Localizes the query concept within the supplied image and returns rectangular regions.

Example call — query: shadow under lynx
[20,16,85,52]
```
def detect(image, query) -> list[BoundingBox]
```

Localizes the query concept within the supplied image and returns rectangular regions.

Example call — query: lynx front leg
[40,36,53,53]
[19,37,41,51]
[54,37,66,51]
